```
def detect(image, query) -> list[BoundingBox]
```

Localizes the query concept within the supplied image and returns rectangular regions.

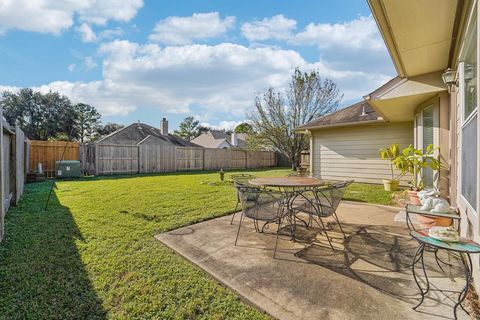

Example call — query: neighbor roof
[96,123,199,147]
[190,130,248,148]
[295,101,384,131]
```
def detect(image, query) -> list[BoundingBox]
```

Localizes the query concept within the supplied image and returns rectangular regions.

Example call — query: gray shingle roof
[190,130,248,148]
[97,123,199,147]
[296,101,383,130]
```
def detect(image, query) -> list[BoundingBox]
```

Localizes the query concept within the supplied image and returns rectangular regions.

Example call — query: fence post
[94,144,99,175]
[137,145,141,173]
[202,148,205,171]
[0,109,4,242]
[174,147,177,172]
[245,150,248,169]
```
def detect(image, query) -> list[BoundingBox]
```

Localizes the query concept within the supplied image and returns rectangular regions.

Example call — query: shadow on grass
[0,182,106,319]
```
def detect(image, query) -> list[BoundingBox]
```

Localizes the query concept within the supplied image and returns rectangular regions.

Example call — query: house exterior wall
[453,1,480,290]
[310,122,413,184]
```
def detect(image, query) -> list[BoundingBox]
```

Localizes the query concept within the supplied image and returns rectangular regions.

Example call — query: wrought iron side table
[406,205,480,319]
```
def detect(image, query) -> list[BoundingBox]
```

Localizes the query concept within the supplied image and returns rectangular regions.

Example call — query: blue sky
[0,0,395,131]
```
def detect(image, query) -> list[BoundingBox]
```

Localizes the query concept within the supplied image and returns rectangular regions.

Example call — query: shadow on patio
[156,201,469,320]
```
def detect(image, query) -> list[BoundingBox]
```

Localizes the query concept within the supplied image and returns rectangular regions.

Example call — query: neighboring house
[299,0,480,289]
[96,118,198,147]
[190,130,248,149]
[296,101,413,185]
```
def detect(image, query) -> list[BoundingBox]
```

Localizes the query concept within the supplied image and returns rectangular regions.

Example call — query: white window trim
[458,15,479,216]
[415,101,440,190]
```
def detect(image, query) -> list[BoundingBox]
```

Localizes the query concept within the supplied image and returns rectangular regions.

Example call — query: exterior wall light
[441,68,457,92]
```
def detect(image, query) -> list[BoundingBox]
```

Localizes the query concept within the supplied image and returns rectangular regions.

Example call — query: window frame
[458,7,479,215]
[414,100,440,189]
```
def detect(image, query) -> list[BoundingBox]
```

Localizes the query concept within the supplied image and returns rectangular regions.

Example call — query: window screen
[461,114,478,209]
[422,107,434,187]
[463,15,477,120]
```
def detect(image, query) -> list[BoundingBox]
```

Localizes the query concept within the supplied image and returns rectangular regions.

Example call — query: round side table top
[411,230,480,253]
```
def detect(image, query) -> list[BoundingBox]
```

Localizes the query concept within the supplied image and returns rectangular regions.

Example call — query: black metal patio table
[249,176,323,237]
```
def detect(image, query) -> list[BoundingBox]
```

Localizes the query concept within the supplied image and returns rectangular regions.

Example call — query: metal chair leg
[273,217,283,258]
[234,212,245,246]
[333,212,347,238]
[230,201,240,224]
[316,215,335,251]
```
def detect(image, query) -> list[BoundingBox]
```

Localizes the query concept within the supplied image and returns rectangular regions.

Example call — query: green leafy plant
[379,143,405,181]
[392,144,441,190]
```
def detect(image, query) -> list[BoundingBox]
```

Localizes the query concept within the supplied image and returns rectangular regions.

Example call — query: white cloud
[77,0,143,26]
[99,27,123,39]
[77,23,97,42]
[241,15,296,41]
[218,120,243,131]
[0,40,391,118]
[84,57,97,70]
[293,15,385,51]
[76,23,124,43]
[199,120,243,131]
[0,0,143,35]
[67,64,76,72]
[149,12,235,45]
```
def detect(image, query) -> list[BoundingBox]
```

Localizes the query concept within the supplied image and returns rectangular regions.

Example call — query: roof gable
[296,101,384,130]
[97,123,199,147]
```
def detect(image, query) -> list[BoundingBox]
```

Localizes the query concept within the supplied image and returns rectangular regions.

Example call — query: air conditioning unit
[56,160,81,178]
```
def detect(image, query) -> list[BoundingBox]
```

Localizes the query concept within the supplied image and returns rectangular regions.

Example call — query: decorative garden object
[379,143,404,191]
[392,144,441,204]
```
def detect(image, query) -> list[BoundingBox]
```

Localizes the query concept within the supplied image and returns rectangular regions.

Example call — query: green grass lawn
[0,169,398,319]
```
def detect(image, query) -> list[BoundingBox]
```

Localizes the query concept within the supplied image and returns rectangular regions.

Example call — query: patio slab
[155,201,469,320]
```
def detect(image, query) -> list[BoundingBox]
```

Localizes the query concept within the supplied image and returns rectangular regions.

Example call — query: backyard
[0,169,397,319]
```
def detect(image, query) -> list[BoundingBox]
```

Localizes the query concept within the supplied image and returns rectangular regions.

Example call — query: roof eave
[295,119,387,133]
[367,0,406,77]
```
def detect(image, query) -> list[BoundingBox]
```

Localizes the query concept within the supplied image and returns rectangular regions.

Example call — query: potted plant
[393,144,441,205]
[379,144,404,191]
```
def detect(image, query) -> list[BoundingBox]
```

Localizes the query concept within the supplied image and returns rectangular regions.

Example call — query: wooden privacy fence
[0,119,29,242]
[29,141,278,176]
[84,144,277,175]
[29,141,80,178]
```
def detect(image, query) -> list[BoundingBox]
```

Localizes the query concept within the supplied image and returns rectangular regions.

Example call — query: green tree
[173,116,201,141]
[248,68,342,169]
[234,122,253,134]
[96,123,124,138]
[0,88,77,140]
[73,103,101,142]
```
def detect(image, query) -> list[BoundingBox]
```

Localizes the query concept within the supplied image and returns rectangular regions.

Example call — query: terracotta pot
[407,190,421,205]
[416,214,453,229]
[382,179,399,191]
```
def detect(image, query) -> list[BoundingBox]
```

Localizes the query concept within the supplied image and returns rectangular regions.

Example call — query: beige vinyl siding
[311,122,414,185]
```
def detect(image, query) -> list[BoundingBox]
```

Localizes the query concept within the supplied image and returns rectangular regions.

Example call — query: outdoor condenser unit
[56,160,81,178]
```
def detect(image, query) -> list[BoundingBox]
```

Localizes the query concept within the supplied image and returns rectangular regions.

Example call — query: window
[463,18,477,121]
[461,115,478,208]
[422,106,435,188]
[460,12,478,210]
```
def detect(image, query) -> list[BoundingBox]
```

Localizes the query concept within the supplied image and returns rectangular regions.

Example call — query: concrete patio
[156,201,469,319]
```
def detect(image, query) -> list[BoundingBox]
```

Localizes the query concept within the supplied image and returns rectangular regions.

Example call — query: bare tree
[248,68,342,169]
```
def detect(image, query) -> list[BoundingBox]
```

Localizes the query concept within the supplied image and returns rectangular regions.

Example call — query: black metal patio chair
[230,174,257,224]
[234,186,291,258]
[293,180,353,250]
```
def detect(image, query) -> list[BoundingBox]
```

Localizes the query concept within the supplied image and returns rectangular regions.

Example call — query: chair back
[240,186,286,221]
[232,174,256,187]
[321,180,353,213]
[299,180,353,217]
